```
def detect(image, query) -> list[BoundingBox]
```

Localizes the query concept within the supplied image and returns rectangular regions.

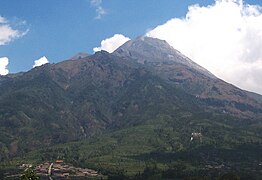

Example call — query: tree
[20,168,39,180]
[220,172,240,180]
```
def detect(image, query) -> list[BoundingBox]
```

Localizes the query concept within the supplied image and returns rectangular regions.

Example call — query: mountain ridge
[113,36,262,118]
[1,36,262,178]
[114,36,216,79]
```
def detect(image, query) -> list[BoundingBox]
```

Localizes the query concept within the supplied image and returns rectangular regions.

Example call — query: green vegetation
[20,168,39,180]
[0,38,262,179]
[10,110,262,179]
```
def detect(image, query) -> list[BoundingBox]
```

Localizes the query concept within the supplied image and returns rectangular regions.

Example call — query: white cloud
[146,0,262,95]
[93,34,130,53]
[0,16,6,23]
[0,16,28,45]
[90,0,102,6]
[33,56,49,68]
[0,57,9,75]
[90,0,107,19]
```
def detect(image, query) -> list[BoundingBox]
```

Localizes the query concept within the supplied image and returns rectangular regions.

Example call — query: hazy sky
[1,0,262,94]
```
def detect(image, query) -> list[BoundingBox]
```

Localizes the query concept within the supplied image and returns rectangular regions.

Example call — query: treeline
[107,166,257,180]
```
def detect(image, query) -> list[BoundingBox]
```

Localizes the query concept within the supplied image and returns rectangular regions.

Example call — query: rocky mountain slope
[1,37,262,178]
[114,37,262,118]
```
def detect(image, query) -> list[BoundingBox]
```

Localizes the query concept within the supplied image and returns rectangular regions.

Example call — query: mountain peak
[114,36,216,79]
[114,36,175,56]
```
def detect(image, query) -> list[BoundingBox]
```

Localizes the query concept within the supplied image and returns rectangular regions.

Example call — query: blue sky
[1,0,262,94]
[0,0,220,72]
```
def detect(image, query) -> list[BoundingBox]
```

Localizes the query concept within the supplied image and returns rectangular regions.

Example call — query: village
[20,160,102,179]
